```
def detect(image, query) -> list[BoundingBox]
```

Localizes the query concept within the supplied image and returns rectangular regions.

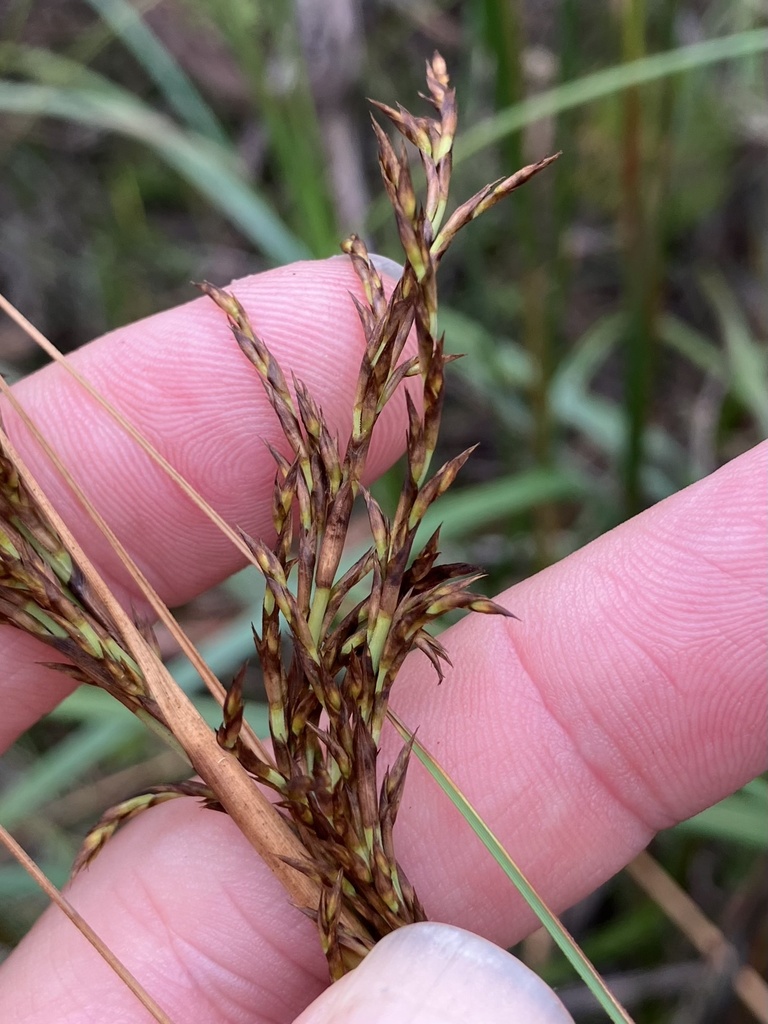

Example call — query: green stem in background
[551,0,578,337]
[208,0,338,257]
[480,0,556,568]
[618,0,679,516]
[619,0,651,515]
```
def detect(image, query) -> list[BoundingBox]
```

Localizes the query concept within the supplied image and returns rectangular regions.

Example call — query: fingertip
[368,254,405,282]
[294,923,574,1024]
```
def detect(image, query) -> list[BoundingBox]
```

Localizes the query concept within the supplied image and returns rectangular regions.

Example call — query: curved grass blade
[702,273,768,434]
[458,30,768,165]
[51,688,266,735]
[205,0,339,256]
[83,0,229,145]
[0,81,308,264]
[419,467,584,546]
[673,781,768,850]
[388,708,635,1024]
[550,314,684,498]
[657,314,726,380]
[0,719,135,831]
[0,42,138,94]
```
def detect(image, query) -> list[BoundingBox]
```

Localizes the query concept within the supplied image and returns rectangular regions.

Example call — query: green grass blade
[2,697,265,834]
[0,719,136,830]
[0,42,128,93]
[673,782,768,850]
[439,307,532,434]
[419,468,585,544]
[458,30,768,164]
[202,0,338,256]
[48,689,264,734]
[0,860,69,899]
[551,315,685,497]
[440,307,532,388]
[388,709,635,1024]
[0,80,308,264]
[83,0,229,145]
[658,314,726,380]
[702,274,768,434]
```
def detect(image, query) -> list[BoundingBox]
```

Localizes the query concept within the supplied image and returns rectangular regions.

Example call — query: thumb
[293,923,574,1024]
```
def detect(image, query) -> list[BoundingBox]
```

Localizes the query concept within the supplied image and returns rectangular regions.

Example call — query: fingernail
[329,253,404,282]
[368,254,404,281]
[294,923,574,1024]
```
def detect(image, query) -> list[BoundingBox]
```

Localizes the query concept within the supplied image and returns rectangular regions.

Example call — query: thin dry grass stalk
[0,423,326,919]
[627,852,768,1023]
[0,823,175,1024]
[0,53,557,980]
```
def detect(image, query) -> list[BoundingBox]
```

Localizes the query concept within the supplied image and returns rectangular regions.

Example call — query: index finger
[0,257,411,749]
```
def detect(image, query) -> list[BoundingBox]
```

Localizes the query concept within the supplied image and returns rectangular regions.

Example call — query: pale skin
[0,258,765,1024]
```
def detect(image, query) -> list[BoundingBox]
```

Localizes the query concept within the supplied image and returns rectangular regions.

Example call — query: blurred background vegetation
[0,1,766,1021]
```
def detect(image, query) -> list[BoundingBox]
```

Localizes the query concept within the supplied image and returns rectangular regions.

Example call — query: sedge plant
[0,55,557,980]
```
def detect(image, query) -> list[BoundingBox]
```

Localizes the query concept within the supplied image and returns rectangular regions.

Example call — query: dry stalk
[0,824,174,1024]
[0,425,326,914]
[0,54,557,980]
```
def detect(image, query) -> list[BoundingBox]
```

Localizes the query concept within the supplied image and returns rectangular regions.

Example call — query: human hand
[0,258,764,1022]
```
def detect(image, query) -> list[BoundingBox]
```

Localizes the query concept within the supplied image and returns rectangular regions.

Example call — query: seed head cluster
[0,55,556,979]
